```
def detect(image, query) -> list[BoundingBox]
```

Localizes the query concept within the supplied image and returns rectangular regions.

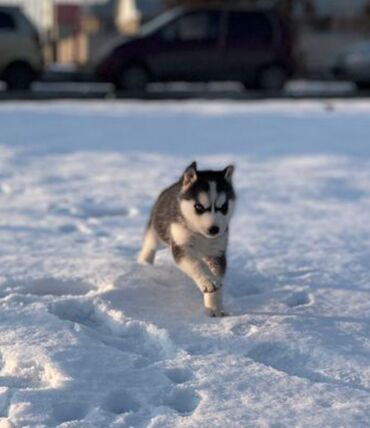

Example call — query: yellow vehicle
[0,6,43,90]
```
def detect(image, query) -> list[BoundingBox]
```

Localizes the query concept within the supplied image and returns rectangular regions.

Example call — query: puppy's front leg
[204,254,226,278]
[203,290,225,317]
[138,226,158,264]
[172,244,221,292]
[171,245,224,316]
[203,255,227,317]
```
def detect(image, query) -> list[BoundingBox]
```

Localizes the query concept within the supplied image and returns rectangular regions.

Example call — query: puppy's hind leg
[138,226,159,264]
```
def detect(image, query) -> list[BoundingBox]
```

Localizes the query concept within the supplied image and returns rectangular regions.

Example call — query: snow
[0,99,370,427]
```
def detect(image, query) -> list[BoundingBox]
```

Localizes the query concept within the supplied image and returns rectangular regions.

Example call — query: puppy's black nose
[208,226,219,236]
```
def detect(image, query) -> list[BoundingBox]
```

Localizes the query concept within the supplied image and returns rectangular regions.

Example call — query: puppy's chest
[186,233,226,257]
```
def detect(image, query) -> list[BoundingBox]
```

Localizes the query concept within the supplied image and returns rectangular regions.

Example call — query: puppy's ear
[223,165,234,183]
[182,161,197,189]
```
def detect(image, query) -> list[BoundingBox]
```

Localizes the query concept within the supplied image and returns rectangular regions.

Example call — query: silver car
[0,6,43,90]
[332,42,370,89]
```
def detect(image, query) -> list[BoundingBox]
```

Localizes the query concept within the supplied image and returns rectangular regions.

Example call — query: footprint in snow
[165,367,192,385]
[166,387,200,415]
[102,389,140,415]
[49,299,175,363]
[284,291,313,308]
[185,343,214,356]
[231,323,260,337]
[53,401,89,424]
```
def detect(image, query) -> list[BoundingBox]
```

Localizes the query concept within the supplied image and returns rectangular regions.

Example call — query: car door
[146,10,222,82]
[0,10,17,74]
[224,11,275,82]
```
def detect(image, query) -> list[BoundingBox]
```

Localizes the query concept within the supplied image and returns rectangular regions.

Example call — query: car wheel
[256,65,288,91]
[242,81,255,91]
[4,62,35,91]
[355,82,370,90]
[116,65,149,91]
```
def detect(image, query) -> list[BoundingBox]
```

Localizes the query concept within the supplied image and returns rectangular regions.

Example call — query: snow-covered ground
[0,100,370,427]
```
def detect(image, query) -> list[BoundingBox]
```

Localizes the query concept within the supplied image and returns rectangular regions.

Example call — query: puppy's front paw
[201,277,222,293]
[205,307,227,317]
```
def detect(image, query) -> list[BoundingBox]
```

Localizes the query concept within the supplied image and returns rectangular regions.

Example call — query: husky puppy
[138,162,235,317]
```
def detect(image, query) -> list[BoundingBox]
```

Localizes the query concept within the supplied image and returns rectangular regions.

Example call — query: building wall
[0,0,53,32]
[313,0,367,19]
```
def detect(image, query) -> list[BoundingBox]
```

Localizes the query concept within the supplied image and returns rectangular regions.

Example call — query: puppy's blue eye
[194,203,205,214]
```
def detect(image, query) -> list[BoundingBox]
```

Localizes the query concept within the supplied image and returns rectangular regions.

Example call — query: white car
[0,6,43,90]
[332,41,370,89]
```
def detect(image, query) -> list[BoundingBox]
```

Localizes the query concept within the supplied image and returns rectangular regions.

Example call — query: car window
[16,11,37,35]
[0,11,16,30]
[161,12,220,42]
[227,11,273,47]
[141,9,181,36]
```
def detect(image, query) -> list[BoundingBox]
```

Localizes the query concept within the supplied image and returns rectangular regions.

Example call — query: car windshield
[140,9,182,36]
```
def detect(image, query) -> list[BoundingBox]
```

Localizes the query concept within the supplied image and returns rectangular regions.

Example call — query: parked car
[95,6,294,91]
[332,42,370,89]
[0,6,43,90]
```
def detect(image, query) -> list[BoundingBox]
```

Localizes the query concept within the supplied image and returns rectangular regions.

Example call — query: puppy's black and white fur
[138,162,235,317]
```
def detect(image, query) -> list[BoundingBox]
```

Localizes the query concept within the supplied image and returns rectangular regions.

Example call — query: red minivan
[95,6,294,91]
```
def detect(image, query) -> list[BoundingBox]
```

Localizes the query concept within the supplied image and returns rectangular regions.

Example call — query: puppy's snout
[208,225,220,236]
